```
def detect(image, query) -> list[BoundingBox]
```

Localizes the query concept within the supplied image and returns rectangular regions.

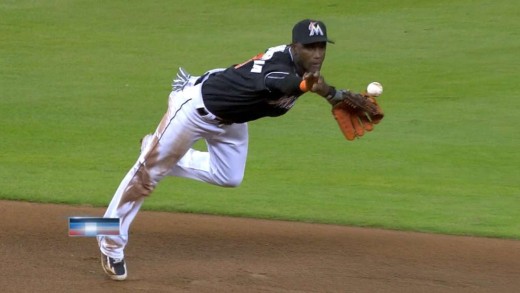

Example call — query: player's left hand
[331,92,384,141]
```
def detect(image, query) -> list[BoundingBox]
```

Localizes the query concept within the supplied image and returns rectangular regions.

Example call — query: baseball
[366,82,383,97]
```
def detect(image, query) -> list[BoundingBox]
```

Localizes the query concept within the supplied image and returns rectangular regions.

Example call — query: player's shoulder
[262,44,291,60]
[262,44,293,69]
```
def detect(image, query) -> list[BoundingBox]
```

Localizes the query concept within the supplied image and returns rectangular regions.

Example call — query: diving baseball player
[98,19,383,280]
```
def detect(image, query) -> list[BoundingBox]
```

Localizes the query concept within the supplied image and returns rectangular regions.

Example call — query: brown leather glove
[331,91,384,141]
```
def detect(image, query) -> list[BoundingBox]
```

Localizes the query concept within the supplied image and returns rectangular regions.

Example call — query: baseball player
[98,19,381,280]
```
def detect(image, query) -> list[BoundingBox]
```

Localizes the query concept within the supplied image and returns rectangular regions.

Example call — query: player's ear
[290,42,301,55]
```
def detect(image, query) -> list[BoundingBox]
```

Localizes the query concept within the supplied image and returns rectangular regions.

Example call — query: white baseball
[366,82,383,97]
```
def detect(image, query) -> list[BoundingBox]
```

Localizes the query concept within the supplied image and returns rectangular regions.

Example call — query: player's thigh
[146,103,201,177]
[206,123,249,174]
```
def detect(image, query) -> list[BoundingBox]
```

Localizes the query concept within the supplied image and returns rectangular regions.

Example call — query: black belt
[196,108,234,125]
[194,72,212,85]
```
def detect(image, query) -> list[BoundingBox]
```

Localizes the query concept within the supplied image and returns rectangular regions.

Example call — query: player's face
[293,42,327,73]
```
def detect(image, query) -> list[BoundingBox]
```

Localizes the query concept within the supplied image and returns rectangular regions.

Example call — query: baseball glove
[332,91,384,141]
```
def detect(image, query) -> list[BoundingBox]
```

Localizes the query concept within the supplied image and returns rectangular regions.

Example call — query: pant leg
[168,122,249,187]
[98,87,208,259]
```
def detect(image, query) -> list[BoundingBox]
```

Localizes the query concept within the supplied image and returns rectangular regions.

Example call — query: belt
[194,73,209,85]
[196,107,234,125]
[194,69,225,85]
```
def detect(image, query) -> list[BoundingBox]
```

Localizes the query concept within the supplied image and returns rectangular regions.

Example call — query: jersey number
[234,45,287,73]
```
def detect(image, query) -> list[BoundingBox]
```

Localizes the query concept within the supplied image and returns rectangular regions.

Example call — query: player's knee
[222,178,242,188]
[216,173,243,188]
[139,182,155,196]
[125,177,156,199]
[132,167,161,197]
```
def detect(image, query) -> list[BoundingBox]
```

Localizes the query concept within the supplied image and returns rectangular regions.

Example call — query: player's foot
[100,253,127,281]
[139,134,153,153]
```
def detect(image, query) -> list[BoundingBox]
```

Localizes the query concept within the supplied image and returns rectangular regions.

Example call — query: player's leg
[98,89,202,264]
[166,121,249,187]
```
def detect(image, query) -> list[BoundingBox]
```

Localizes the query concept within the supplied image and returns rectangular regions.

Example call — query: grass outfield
[1,0,519,239]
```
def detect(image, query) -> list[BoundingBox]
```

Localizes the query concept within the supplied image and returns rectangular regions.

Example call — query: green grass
[1,0,519,239]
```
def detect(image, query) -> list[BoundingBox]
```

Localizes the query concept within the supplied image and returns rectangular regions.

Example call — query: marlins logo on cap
[308,21,324,37]
[292,19,335,45]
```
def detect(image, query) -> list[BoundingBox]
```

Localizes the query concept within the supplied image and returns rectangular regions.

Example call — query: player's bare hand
[302,71,320,91]
[301,72,331,97]
[309,75,331,97]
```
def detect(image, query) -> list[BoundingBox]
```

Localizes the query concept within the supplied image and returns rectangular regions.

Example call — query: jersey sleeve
[264,71,302,95]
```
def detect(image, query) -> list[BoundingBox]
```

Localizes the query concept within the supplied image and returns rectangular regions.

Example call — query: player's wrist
[318,83,333,97]
[325,87,348,105]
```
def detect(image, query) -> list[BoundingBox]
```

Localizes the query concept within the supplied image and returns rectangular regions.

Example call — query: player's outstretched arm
[300,71,342,105]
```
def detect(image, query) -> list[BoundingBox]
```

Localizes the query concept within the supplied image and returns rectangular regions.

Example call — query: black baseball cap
[292,19,335,44]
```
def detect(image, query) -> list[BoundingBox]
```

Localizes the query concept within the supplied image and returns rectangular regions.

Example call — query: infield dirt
[1,200,519,292]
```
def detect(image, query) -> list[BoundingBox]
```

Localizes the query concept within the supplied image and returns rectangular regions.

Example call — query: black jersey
[201,45,304,123]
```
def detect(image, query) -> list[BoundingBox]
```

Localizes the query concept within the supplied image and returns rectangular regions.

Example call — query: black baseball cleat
[100,253,127,281]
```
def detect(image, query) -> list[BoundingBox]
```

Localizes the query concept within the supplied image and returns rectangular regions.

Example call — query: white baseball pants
[98,82,248,259]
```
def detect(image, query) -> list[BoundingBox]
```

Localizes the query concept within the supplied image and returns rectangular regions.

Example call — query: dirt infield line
[1,200,519,292]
